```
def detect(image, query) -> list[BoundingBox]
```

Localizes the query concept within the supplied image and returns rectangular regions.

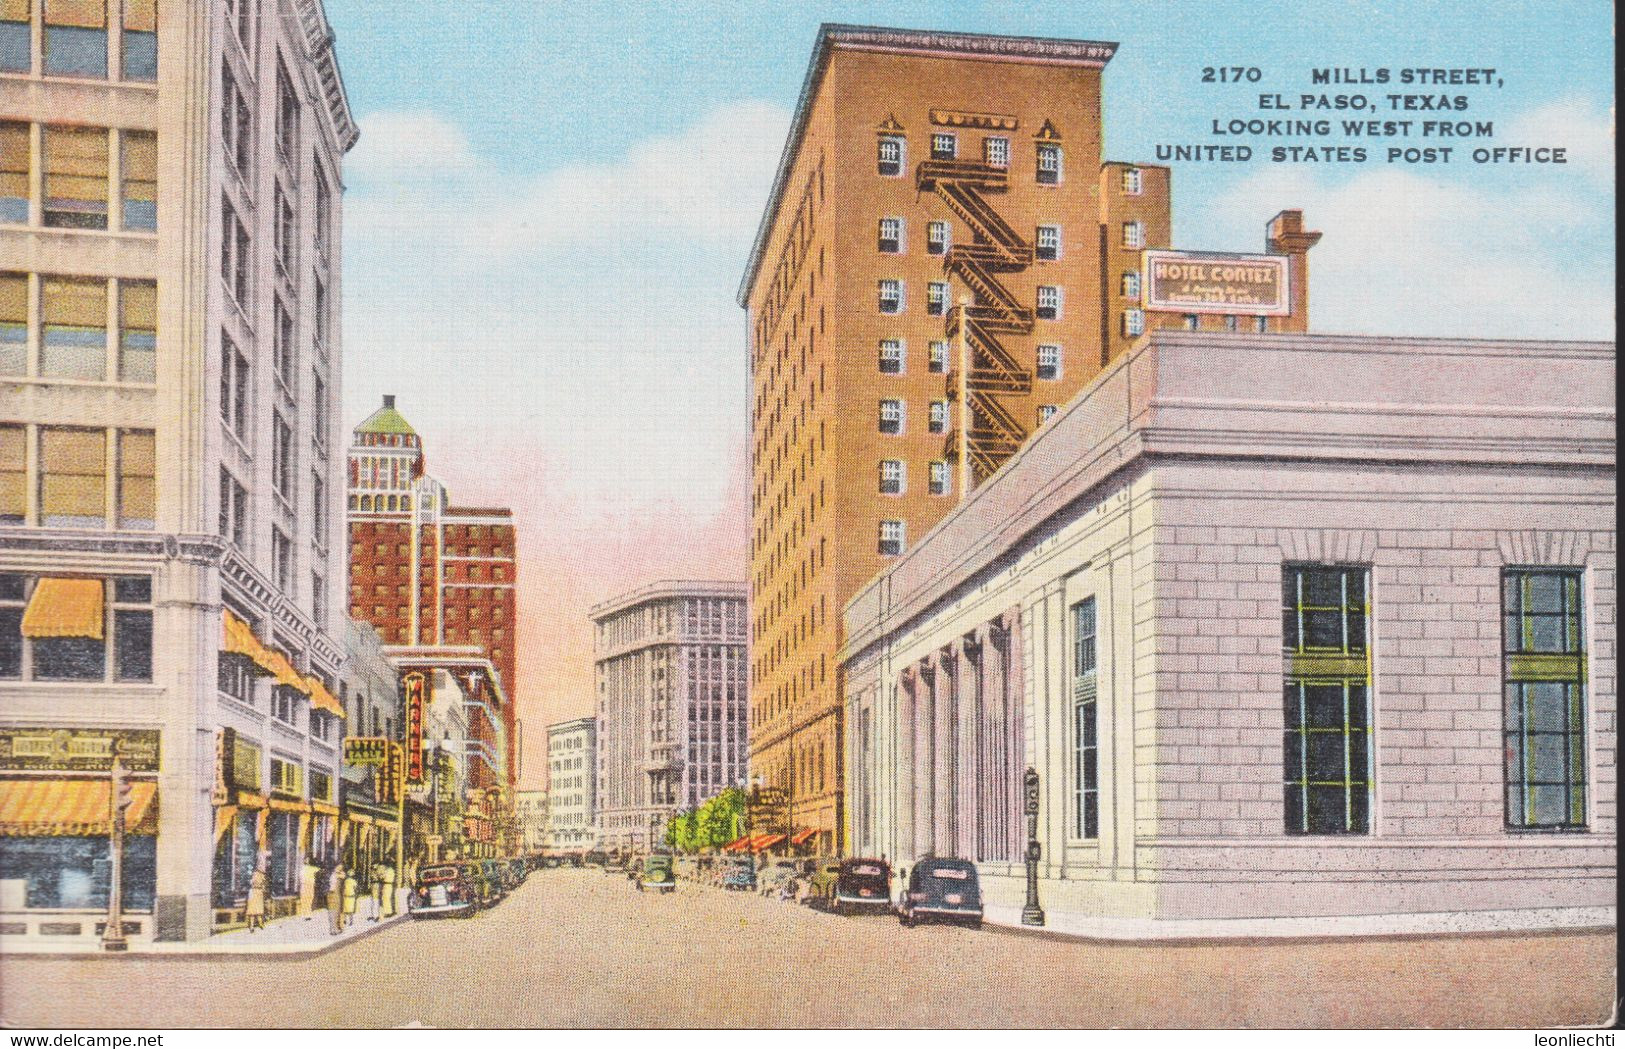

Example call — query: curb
[0,911,411,962]
[978,917,1617,949]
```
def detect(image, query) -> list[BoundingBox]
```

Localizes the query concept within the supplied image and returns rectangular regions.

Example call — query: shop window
[0,835,155,910]
[43,126,108,228]
[39,426,105,526]
[120,130,155,230]
[43,0,107,78]
[0,121,28,223]
[116,428,153,529]
[1503,569,1588,830]
[118,280,155,382]
[1282,564,1372,835]
[267,809,298,895]
[121,0,154,80]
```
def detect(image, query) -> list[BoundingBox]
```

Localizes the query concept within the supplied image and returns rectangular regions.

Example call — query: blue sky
[320,0,1615,741]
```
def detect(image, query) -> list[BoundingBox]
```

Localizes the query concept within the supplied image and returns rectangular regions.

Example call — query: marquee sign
[0,728,160,774]
[1142,250,1291,316]
[404,671,427,784]
[374,742,404,804]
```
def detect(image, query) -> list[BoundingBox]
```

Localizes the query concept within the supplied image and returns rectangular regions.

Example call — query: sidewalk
[982,902,1618,942]
[1,890,412,958]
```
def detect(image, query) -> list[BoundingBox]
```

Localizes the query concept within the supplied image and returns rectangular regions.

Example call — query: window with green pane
[1502,569,1587,830]
[41,275,106,379]
[1282,564,1371,835]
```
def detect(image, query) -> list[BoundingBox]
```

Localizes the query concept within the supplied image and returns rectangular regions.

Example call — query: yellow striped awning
[21,578,104,640]
[304,674,345,718]
[0,778,157,836]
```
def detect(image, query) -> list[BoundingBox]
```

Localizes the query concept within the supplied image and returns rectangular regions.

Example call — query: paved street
[0,869,1614,1029]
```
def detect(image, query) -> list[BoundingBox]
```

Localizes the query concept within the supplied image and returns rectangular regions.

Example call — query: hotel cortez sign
[404,671,427,784]
[1142,249,1291,316]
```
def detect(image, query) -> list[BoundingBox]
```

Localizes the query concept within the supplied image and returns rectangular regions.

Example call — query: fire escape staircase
[916,159,1034,483]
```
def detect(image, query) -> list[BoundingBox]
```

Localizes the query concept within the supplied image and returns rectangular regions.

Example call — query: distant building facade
[514,789,548,854]
[546,717,595,851]
[0,0,356,944]
[593,582,747,851]
[843,330,1615,935]
[345,395,520,792]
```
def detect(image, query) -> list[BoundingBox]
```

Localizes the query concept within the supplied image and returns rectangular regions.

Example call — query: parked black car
[830,857,892,915]
[897,858,982,929]
[409,863,480,919]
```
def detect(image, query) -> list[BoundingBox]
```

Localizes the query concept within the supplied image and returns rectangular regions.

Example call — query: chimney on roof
[383,395,395,409]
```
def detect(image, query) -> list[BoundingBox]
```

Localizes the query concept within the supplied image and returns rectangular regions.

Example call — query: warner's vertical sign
[404,671,427,784]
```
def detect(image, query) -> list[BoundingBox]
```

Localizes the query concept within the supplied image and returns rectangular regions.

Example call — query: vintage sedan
[830,857,892,915]
[409,863,480,919]
[478,860,510,903]
[637,854,676,894]
[897,857,982,928]
[720,860,757,892]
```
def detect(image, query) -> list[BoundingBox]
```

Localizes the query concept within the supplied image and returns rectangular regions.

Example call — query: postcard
[0,0,1614,1033]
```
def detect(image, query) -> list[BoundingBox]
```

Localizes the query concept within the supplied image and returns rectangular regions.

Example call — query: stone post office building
[841,330,1615,936]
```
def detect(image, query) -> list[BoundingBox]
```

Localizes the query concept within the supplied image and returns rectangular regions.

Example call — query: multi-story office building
[738,24,1316,850]
[345,395,519,794]
[0,0,356,944]
[592,582,747,851]
[545,716,594,851]
[843,330,1615,934]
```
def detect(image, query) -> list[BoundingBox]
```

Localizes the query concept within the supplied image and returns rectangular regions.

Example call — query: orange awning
[260,646,305,692]
[721,835,750,852]
[304,674,344,718]
[0,778,156,836]
[790,828,817,846]
[751,833,786,853]
[21,578,104,640]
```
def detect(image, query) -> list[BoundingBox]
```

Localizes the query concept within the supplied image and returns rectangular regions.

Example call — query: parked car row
[409,858,530,919]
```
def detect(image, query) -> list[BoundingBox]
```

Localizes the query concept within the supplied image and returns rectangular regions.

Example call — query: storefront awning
[790,828,817,846]
[304,674,344,718]
[751,833,787,853]
[20,578,104,640]
[721,835,750,852]
[0,778,156,836]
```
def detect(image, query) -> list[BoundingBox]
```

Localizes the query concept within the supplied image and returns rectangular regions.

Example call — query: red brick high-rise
[345,396,519,789]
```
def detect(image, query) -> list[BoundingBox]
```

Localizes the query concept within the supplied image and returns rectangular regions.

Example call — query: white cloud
[339,101,791,520]
[1499,98,1614,188]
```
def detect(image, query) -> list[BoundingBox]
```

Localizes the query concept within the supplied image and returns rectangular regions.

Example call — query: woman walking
[245,861,269,932]
[340,866,359,931]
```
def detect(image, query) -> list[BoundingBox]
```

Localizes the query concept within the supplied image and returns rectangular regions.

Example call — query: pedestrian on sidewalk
[369,862,385,921]
[380,861,398,918]
[327,865,345,935]
[341,867,358,931]
[245,860,268,932]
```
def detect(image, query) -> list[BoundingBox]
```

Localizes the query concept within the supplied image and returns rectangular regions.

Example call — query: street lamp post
[1021,766,1045,927]
[101,739,131,952]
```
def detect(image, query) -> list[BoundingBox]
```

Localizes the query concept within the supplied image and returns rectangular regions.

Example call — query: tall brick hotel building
[739,25,1319,851]
[345,396,519,792]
